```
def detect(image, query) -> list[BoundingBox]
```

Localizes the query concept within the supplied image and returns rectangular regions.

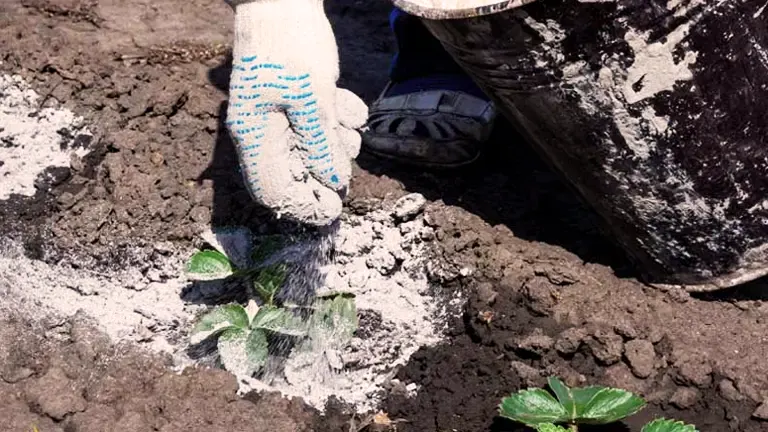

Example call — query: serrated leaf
[252,265,287,305]
[186,250,234,280]
[548,377,576,418]
[251,306,307,337]
[200,227,252,269]
[190,304,249,344]
[217,328,255,377]
[535,424,569,432]
[330,295,358,339]
[577,387,646,424]
[641,418,698,432]
[547,377,634,424]
[569,386,604,412]
[308,298,333,331]
[314,287,353,298]
[245,329,269,370]
[499,389,569,426]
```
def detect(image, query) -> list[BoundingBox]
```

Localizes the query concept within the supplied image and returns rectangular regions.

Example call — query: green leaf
[499,388,569,426]
[548,377,576,418]
[245,329,269,370]
[577,387,646,424]
[252,264,287,305]
[186,250,234,280]
[190,304,249,344]
[217,328,256,377]
[308,298,333,332]
[306,296,358,342]
[251,306,307,337]
[251,235,285,264]
[548,377,613,423]
[330,295,358,339]
[641,418,698,432]
[569,386,604,412]
[535,424,570,432]
[546,377,641,424]
[199,227,252,269]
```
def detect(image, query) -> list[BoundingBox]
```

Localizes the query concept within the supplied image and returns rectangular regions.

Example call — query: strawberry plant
[641,419,698,432]
[499,377,697,432]
[185,231,357,377]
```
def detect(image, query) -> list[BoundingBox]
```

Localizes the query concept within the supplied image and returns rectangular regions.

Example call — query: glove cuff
[232,0,332,60]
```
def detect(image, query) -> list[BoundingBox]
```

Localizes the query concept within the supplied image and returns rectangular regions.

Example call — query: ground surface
[1,0,768,431]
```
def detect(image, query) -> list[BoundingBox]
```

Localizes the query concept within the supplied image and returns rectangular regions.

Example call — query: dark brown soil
[2,1,768,432]
[0,0,391,267]
[374,199,768,432]
[0,311,326,432]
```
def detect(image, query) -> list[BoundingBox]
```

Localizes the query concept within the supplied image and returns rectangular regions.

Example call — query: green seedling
[499,376,646,429]
[641,419,698,432]
[190,299,307,377]
[186,233,286,281]
[186,248,235,280]
[499,377,697,432]
[309,293,359,341]
[251,263,286,306]
[186,233,358,377]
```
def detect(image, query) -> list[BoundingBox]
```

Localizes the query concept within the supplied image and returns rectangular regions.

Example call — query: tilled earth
[2,0,768,431]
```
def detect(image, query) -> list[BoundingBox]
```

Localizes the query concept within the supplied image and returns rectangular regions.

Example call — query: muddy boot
[361,8,497,168]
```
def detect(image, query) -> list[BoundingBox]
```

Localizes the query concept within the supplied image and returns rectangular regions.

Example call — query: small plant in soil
[186,233,358,377]
[499,377,697,432]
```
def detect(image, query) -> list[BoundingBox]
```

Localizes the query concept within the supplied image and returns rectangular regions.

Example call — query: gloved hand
[225,0,368,226]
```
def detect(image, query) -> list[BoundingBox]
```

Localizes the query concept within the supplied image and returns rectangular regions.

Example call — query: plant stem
[569,425,578,432]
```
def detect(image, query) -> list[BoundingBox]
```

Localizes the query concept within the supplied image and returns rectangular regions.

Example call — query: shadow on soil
[489,418,633,432]
[691,275,768,302]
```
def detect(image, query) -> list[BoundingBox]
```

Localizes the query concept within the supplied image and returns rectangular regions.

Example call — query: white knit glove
[225,0,367,226]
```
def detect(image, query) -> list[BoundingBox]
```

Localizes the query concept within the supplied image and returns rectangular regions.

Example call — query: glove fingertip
[285,180,344,227]
[338,127,362,159]
[336,88,369,130]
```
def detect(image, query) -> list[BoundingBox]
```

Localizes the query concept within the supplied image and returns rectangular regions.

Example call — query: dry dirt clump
[0,0,391,266]
[20,0,102,26]
[0,312,320,432]
[381,203,768,432]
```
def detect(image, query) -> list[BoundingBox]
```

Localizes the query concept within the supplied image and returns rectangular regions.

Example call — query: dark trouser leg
[388,8,464,81]
[386,8,488,99]
[385,8,487,99]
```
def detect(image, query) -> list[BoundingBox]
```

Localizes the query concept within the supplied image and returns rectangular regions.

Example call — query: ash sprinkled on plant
[237,194,460,413]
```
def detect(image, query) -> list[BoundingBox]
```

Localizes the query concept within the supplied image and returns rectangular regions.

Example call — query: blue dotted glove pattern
[226,55,340,195]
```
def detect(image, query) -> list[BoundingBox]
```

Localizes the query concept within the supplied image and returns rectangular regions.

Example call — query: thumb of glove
[334,87,368,158]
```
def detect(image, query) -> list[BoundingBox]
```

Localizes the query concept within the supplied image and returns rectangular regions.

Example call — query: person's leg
[387,8,464,83]
[362,8,496,168]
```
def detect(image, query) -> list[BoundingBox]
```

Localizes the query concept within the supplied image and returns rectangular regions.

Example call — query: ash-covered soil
[2,1,768,431]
